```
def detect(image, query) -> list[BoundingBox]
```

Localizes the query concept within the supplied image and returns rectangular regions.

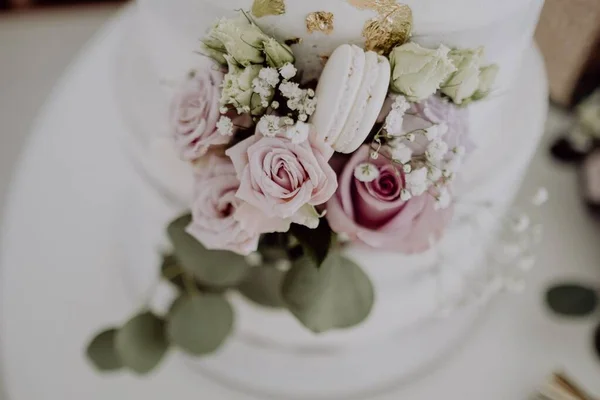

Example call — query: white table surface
[0,4,121,223]
[1,5,600,400]
[0,6,120,400]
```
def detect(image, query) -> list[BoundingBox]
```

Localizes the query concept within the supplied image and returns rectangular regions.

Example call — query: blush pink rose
[326,145,454,254]
[170,66,229,161]
[186,154,259,255]
[225,127,338,234]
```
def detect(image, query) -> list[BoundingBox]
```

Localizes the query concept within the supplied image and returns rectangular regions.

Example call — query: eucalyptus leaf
[546,284,598,317]
[167,215,250,288]
[282,253,374,333]
[161,254,185,290]
[290,219,333,267]
[238,266,286,308]
[167,294,234,355]
[86,328,122,372]
[595,322,600,361]
[115,312,168,374]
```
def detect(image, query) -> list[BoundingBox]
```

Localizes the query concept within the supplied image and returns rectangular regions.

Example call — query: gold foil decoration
[306,11,335,35]
[251,0,286,18]
[347,0,413,55]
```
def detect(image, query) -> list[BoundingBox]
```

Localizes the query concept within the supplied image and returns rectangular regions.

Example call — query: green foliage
[114,312,168,374]
[546,284,598,317]
[166,294,234,355]
[86,328,122,372]
[281,253,374,333]
[290,219,333,267]
[167,215,249,288]
[238,266,286,308]
[595,322,600,360]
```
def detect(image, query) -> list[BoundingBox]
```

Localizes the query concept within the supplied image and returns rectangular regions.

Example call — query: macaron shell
[335,53,391,153]
[311,44,365,146]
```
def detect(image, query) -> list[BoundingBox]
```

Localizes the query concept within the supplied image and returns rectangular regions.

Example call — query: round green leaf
[595,322,600,361]
[115,312,168,374]
[167,294,234,355]
[238,266,286,308]
[282,253,374,333]
[167,215,249,288]
[86,328,122,372]
[546,284,598,317]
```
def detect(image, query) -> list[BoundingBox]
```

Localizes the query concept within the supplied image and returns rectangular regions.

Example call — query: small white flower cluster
[252,67,280,108]
[279,81,317,122]
[384,95,411,135]
[354,162,380,183]
[216,115,235,136]
[256,114,310,144]
[385,120,465,210]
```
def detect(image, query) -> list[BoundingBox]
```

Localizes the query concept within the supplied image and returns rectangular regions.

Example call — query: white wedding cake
[114,0,548,397]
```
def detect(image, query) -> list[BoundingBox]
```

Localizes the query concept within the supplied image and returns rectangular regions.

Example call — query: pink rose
[326,146,454,254]
[225,126,338,234]
[170,66,228,161]
[186,154,259,255]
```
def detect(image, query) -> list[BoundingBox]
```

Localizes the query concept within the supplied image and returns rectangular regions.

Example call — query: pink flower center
[267,152,307,194]
[365,164,403,201]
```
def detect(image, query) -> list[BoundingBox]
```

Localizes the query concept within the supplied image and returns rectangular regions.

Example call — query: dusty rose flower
[225,125,338,234]
[326,145,454,254]
[170,66,229,161]
[186,154,259,255]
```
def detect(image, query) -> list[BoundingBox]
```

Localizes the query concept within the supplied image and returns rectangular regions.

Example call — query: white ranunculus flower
[206,15,268,66]
[441,47,484,104]
[389,43,456,102]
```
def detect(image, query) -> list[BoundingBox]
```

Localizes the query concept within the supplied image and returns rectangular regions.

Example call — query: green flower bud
[201,37,227,65]
[474,64,499,98]
[441,47,483,104]
[263,37,295,68]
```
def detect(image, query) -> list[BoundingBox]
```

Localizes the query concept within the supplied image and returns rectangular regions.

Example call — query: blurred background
[0,1,122,215]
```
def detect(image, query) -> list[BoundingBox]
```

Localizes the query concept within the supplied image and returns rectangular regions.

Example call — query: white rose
[389,43,456,102]
[205,15,268,66]
[441,48,483,104]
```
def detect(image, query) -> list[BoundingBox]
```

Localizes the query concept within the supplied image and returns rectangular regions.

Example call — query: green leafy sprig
[87,214,374,374]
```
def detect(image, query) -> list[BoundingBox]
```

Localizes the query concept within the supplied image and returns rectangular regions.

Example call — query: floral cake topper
[86,4,501,375]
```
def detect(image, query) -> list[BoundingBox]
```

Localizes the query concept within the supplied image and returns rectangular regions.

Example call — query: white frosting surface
[116,0,547,350]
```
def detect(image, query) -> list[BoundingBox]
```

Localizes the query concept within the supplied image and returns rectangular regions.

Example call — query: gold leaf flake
[306,11,335,35]
[319,54,330,65]
[251,0,286,18]
[347,0,413,55]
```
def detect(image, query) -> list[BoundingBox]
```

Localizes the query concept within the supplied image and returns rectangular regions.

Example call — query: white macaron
[311,44,390,154]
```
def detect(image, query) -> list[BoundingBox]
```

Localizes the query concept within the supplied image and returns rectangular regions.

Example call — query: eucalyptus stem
[183,273,199,295]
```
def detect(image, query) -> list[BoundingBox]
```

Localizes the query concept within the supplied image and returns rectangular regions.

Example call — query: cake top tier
[137,0,542,83]
[140,0,531,36]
